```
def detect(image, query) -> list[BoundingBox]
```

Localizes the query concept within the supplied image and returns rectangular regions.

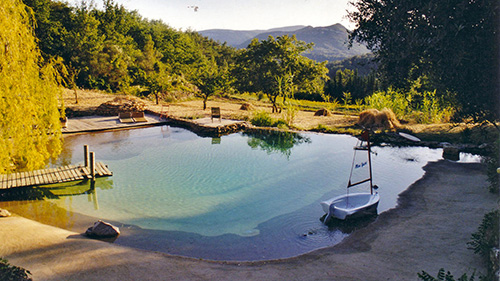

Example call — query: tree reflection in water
[244,130,311,158]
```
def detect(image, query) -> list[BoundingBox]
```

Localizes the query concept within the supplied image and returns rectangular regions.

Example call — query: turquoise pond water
[5,126,480,260]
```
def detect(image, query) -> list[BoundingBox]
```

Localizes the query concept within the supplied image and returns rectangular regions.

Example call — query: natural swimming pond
[0,126,480,261]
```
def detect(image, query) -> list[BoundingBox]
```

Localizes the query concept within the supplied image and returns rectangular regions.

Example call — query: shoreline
[0,160,496,280]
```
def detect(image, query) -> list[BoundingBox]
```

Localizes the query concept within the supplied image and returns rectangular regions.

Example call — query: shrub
[250,111,276,127]
[484,139,499,193]
[250,111,289,128]
[364,88,409,118]
[467,210,499,280]
[365,87,454,123]
[0,258,32,281]
[281,105,297,127]
[417,268,475,281]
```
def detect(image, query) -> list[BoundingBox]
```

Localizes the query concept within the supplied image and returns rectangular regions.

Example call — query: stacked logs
[95,97,147,116]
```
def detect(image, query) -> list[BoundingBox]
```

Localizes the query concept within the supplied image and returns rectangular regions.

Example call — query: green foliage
[419,211,500,281]
[417,268,475,281]
[348,0,499,122]
[23,0,238,97]
[250,111,289,129]
[0,0,63,173]
[483,138,499,193]
[192,58,234,109]
[364,88,409,118]
[467,210,499,260]
[281,105,297,127]
[341,92,352,106]
[364,85,454,124]
[0,257,32,281]
[234,35,328,112]
[327,53,378,76]
[324,68,380,102]
[250,111,278,127]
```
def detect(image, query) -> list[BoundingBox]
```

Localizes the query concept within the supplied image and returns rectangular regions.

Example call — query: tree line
[16,0,500,117]
[23,0,331,110]
[348,0,499,121]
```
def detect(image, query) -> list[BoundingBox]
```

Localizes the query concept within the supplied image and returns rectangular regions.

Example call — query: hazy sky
[65,0,354,31]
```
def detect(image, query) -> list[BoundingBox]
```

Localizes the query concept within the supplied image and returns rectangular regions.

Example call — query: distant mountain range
[199,24,370,62]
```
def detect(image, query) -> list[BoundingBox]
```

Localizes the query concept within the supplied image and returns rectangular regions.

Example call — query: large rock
[0,208,11,217]
[85,220,120,238]
[95,97,146,116]
[442,145,460,161]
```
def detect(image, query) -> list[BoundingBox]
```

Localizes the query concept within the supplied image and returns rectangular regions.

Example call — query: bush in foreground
[0,258,32,281]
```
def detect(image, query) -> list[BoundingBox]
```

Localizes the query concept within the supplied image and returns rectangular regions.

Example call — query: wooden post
[89,151,95,180]
[84,145,89,167]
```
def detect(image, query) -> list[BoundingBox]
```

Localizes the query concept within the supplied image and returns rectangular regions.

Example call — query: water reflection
[320,213,378,234]
[49,178,114,210]
[0,177,113,206]
[245,130,311,158]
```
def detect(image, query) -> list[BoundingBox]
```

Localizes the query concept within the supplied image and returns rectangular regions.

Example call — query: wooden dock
[0,162,112,189]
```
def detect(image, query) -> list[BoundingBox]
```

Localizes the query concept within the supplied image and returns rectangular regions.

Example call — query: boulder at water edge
[442,145,460,161]
[0,208,11,217]
[85,220,120,238]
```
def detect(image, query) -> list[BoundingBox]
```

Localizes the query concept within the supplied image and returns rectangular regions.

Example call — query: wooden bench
[132,111,148,122]
[118,112,134,123]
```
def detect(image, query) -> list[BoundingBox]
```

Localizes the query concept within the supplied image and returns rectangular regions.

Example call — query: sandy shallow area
[0,160,497,280]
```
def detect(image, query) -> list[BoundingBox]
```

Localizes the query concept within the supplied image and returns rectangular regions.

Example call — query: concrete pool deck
[62,114,166,134]
[0,160,496,280]
[62,114,248,136]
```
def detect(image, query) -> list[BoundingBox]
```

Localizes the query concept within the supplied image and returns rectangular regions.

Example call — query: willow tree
[0,0,63,173]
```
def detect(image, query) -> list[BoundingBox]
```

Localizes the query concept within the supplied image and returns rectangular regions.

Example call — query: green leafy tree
[0,0,63,173]
[23,0,73,60]
[192,58,233,110]
[348,0,499,121]
[324,68,379,101]
[145,69,172,105]
[235,35,328,112]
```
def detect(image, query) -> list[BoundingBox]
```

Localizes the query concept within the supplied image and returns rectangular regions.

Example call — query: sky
[64,0,354,31]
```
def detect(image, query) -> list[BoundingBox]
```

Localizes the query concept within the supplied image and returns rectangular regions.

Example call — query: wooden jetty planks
[60,166,71,182]
[62,166,74,182]
[0,162,112,189]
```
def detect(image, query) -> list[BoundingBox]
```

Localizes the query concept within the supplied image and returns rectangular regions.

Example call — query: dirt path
[0,160,495,280]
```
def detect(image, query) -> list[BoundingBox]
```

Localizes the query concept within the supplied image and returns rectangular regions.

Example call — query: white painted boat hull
[321,192,380,221]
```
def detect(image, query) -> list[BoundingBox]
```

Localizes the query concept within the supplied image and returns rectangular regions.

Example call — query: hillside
[199,25,305,47]
[199,24,370,62]
[327,53,378,76]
